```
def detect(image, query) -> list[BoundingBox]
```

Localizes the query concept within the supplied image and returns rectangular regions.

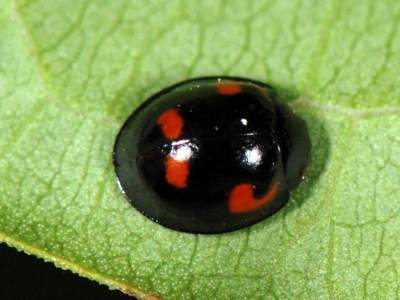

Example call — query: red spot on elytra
[157,108,184,140]
[228,182,279,214]
[165,156,189,189]
[217,83,241,95]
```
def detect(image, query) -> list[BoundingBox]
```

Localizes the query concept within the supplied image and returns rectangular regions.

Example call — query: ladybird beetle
[113,77,311,233]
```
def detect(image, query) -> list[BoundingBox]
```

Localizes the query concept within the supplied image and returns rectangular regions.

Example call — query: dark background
[0,243,136,300]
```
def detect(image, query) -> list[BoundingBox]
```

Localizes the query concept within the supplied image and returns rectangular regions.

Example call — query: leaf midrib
[4,1,400,299]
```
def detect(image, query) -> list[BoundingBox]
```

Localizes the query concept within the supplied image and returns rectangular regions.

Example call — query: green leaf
[1,0,400,299]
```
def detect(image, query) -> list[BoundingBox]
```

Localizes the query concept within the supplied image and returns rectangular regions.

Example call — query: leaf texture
[0,0,399,299]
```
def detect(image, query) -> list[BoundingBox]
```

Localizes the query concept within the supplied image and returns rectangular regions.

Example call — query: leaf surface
[1,0,400,299]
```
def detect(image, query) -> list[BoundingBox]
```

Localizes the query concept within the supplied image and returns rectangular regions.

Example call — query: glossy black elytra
[113,77,311,234]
